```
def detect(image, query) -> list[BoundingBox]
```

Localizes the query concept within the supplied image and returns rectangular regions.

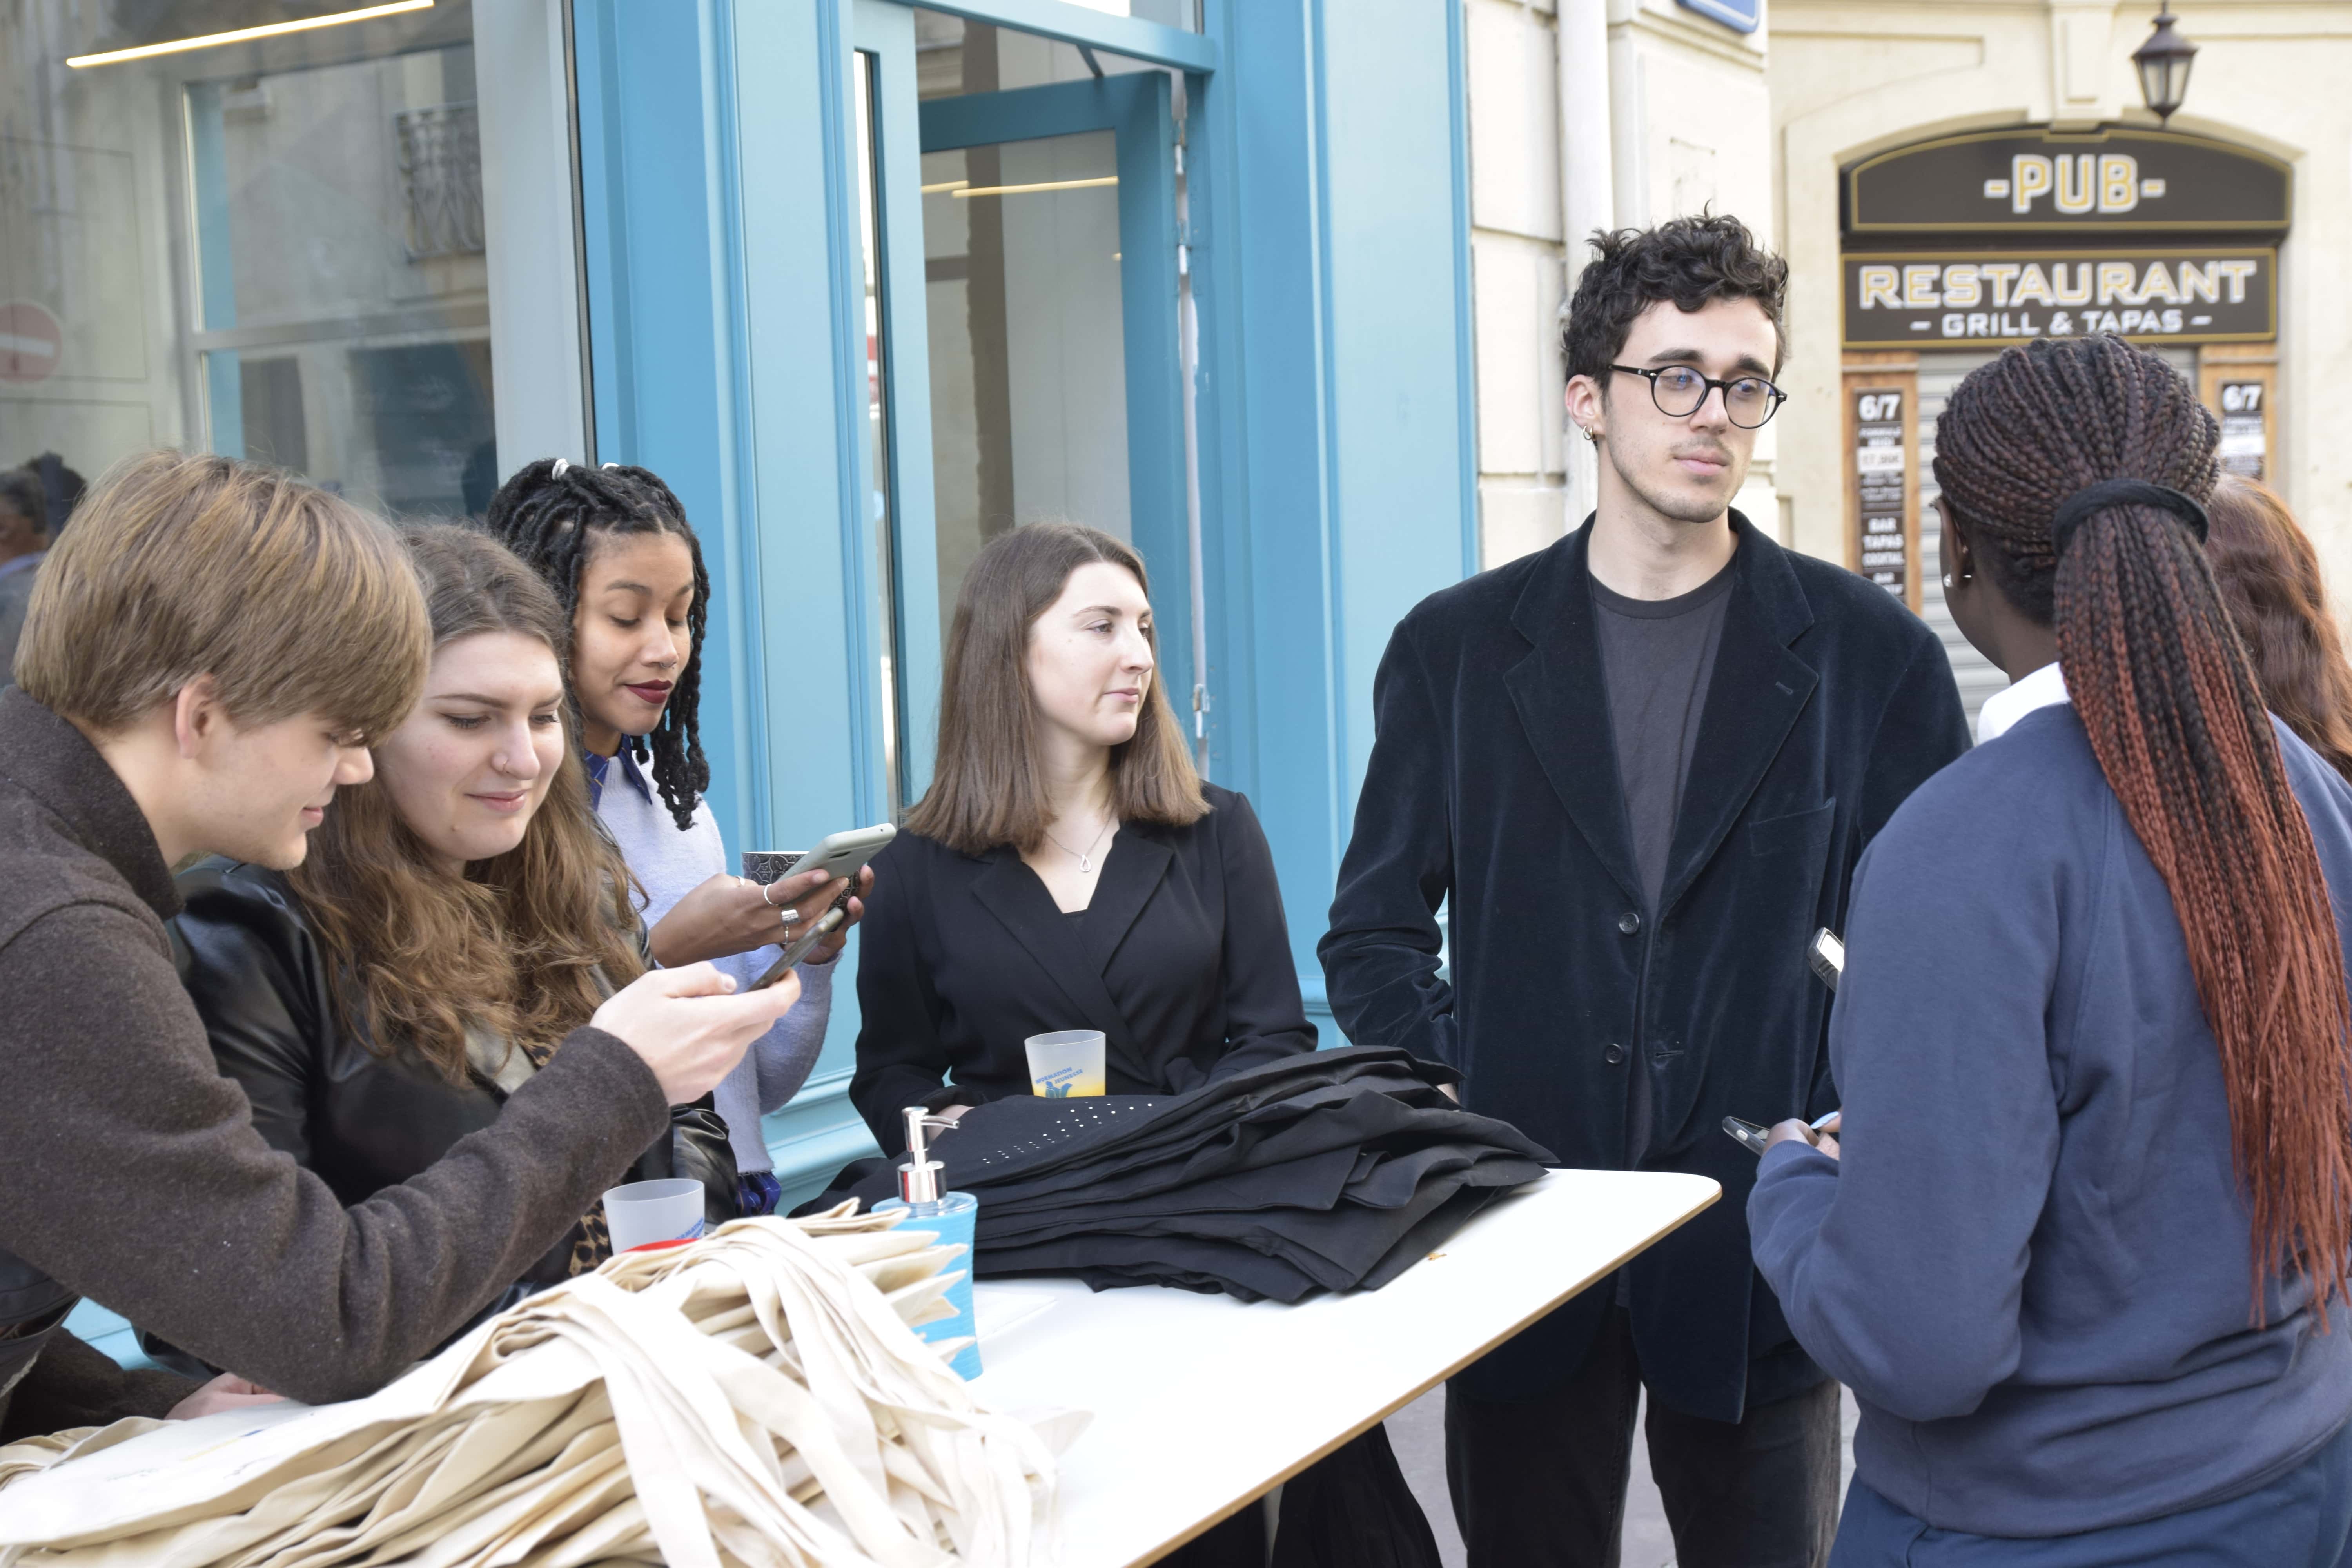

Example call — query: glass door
[848,4,1185,811]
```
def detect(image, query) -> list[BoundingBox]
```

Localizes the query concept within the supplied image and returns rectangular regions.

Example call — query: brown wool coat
[0,688,670,1435]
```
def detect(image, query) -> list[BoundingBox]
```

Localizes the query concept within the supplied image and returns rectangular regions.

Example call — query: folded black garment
[813,1045,1554,1301]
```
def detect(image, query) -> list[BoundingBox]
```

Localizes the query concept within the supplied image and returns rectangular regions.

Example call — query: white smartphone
[1807,928,1845,993]
[749,824,896,987]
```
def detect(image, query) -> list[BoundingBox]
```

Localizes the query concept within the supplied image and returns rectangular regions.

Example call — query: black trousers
[1445,1305,1840,1568]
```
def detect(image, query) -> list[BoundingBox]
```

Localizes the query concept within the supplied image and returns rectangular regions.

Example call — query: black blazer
[171,860,739,1290]
[851,783,1316,1152]
[1319,515,1969,1422]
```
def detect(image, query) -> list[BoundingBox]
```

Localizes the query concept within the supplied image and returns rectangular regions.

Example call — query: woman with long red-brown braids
[1748,334,2352,1566]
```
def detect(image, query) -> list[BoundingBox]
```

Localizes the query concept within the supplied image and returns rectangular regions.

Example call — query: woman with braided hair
[486,459,870,1215]
[1749,335,2352,1564]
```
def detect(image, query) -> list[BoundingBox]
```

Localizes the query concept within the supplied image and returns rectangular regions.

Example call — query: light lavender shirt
[590,747,831,1172]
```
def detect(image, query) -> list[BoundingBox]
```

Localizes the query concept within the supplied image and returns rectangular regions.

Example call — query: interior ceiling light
[67,0,431,68]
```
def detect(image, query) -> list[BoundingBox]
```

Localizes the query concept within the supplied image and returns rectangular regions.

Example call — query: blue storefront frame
[570,0,1480,1201]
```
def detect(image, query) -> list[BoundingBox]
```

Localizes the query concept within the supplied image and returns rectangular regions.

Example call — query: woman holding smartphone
[487,461,869,1214]
[174,527,763,1301]
[1748,337,2352,1563]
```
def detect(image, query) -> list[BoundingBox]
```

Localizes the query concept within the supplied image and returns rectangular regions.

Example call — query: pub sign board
[1842,248,2275,350]
[1845,128,2290,236]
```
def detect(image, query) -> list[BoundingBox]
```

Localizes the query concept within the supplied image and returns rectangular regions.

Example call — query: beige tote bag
[0,1208,1084,1568]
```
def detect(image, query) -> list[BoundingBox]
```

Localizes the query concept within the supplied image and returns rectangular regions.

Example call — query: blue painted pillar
[1194,0,1477,1029]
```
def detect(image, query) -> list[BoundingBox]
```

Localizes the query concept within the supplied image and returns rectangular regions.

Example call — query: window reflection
[911,9,1141,633]
[2,1,496,518]
[920,132,1128,631]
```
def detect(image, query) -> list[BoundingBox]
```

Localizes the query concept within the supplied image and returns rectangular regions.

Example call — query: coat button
[1603,1043,1626,1065]
[1618,911,1642,936]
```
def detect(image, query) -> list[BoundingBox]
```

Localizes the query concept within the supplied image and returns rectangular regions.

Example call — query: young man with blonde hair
[0,451,797,1438]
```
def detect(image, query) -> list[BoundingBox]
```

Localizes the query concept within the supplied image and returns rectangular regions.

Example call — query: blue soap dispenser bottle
[875,1107,982,1378]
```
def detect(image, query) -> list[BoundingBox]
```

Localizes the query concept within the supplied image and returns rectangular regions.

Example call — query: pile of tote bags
[0,1211,1085,1568]
[828,1044,1555,1303]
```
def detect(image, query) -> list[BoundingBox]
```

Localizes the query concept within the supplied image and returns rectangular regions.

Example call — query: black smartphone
[1725,1110,1841,1157]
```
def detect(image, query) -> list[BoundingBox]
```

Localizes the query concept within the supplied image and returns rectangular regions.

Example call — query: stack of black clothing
[819,1044,1554,1302]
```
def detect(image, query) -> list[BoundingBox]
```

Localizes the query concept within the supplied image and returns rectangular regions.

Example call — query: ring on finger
[760,879,780,907]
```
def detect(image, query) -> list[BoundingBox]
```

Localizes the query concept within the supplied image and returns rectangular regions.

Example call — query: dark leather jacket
[169,859,739,1292]
[0,1252,75,1413]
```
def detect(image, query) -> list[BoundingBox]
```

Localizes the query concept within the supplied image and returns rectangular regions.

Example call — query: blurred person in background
[20,453,85,540]
[0,466,51,688]
[2203,474,2352,785]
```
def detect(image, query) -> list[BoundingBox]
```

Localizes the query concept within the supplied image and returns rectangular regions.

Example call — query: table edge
[1114,1171,1723,1567]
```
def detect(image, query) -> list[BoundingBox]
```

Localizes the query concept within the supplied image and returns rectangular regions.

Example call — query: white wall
[1464,0,1779,569]
[1465,0,1568,569]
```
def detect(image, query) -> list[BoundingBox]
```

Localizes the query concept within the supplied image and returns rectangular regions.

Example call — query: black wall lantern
[2132,4,2198,124]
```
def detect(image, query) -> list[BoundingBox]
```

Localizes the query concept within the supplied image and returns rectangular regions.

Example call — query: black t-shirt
[1591,563,1735,914]
[1592,558,1734,1190]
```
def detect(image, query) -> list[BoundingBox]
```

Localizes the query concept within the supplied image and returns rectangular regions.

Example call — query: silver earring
[1942,573,1953,589]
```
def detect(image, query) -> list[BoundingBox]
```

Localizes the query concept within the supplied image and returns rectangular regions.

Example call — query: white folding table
[965,1167,1720,1566]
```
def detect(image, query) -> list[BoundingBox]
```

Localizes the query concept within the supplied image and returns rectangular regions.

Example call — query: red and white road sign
[0,302,63,384]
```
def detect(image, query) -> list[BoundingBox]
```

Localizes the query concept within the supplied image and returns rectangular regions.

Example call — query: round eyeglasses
[1609,364,1787,429]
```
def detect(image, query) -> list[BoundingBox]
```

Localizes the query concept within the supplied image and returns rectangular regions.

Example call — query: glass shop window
[909,7,1169,641]
[0,2,499,521]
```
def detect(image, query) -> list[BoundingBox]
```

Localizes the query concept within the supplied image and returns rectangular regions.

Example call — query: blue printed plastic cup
[1024,1030,1106,1098]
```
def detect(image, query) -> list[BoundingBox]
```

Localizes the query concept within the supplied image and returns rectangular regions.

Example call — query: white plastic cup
[1024,1030,1107,1098]
[603,1178,707,1252]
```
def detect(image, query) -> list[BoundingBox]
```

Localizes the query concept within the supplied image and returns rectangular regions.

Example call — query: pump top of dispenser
[899,1106,959,1207]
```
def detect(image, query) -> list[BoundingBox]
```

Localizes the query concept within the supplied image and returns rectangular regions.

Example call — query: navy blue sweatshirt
[1751,701,2352,1537]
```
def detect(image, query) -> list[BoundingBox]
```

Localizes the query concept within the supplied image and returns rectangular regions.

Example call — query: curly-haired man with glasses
[1322,215,1969,1566]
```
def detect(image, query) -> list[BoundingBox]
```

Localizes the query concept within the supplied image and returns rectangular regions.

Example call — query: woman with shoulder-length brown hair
[849,521,1316,1151]
[169,525,754,1318]
[2203,474,2352,784]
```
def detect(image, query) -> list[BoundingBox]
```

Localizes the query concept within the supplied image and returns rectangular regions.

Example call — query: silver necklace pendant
[1047,815,1114,873]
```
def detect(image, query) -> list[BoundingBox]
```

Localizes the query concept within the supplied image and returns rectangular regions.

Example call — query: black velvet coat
[850,783,1317,1152]
[1319,515,1969,1422]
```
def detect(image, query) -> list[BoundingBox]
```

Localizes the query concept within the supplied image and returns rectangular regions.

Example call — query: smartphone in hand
[1723,1110,1843,1157]
[748,824,895,987]
[1808,928,1845,993]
